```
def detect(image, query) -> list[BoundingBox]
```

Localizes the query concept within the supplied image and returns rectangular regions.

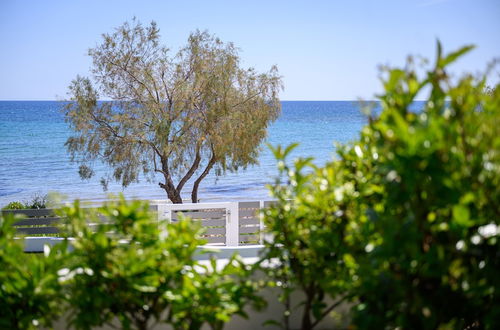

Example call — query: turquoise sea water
[0,101,367,206]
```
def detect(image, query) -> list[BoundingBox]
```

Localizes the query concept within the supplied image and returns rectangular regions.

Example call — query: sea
[0,101,368,206]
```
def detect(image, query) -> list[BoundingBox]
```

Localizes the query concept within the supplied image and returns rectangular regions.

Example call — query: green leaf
[452,204,473,227]
[283,143,299,158]
[436,39,443,65]
[438,45,475,68]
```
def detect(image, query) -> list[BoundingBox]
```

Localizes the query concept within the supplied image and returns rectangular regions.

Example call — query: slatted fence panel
[3,209,112,236]
[238,201,261,245]
[2,209,63,236]
[4,200,277,246]
[170,208,227,245]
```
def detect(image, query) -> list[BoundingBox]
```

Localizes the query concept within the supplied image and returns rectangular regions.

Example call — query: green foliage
[263,43,499,329]
[261,143,358,329]
[346,43,500,329]
[0,197,261,329]
[2,194,49,210]
[2,201,26,210]
[169,257,265,330]
[64,19,282,203]
[59,196,262,330]
[0,213,67,329]
[25,193,48,209]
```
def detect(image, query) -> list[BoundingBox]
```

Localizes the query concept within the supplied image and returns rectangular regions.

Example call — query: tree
[64,19,282,203]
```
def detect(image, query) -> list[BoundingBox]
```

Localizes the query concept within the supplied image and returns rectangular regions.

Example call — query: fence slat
[171,210,226,220]
[240,217,259,225]
[204,236,226,244]
[200,219,226,227]
[239,201,260,208]
[239,234,260,243]
[239,226,260,234]
[14,217,61,226]
[203,227,226,235]
[2,209,56,217]
[8,200,277,244]
[239,209,259,217]
[17,227,60,235]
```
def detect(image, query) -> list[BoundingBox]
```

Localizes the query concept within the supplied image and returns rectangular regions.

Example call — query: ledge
[22,237,265,261]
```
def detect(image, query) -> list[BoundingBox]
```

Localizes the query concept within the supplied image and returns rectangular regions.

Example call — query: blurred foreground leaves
[261,43,499,329]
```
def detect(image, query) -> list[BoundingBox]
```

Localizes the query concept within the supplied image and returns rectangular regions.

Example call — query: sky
[0,0,499,101]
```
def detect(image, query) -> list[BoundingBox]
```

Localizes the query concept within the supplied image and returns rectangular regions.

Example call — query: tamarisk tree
[64,19,282,203]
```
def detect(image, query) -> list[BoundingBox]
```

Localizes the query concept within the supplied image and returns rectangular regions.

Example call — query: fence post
[225,202,239,246]
[259,200,265,244]
[156,203,171,222]
[155,203,171,240]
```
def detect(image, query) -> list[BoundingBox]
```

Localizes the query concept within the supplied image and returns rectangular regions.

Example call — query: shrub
[59,196,262,330]
[261,144,359,329]
[0,213,68,329]
[263,43,499,329]
[2,193,49,210]
[344,43,500,329]
[25,194,48,209]
[349,44,499,329]
[2,201,26,210]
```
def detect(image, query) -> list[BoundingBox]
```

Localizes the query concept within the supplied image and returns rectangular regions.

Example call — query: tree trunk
[159,182,183,204]
[176,146,202,193]
[191,155,216,203]
[301,286,316,330]
[159,157,183,204]
[301,301,313,330]
[134,319,148,330]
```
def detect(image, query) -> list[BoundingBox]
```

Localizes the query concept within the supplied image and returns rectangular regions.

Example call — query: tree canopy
[64,19,282,203]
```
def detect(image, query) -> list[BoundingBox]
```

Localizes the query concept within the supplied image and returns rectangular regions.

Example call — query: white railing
[153,200,274,247]
[157,202,239,246]
[11,200,275,252]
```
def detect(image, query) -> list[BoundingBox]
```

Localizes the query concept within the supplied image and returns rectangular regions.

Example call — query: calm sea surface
[0,101,367,206]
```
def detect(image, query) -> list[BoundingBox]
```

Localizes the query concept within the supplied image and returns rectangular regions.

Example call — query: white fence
[154,201,275,247]
[4,201,276,252]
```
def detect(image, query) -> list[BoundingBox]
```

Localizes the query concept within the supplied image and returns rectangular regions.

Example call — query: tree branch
[191,151,217,203]
[152,146,166,176]
[231,90,265,109]
[176,144,202,192]
[310,293,353,329]
[104,57,158,102]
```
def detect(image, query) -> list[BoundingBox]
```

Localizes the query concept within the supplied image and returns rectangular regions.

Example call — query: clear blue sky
[1,0,499,100]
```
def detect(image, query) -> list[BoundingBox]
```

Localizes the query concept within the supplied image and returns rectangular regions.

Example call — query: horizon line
[0,99,433,102]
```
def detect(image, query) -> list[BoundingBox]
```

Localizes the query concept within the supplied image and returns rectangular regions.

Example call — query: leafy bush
[169,257,265,330]
[2,193,48,210]
[25,193,48,209]
[0,213,68,329]
[263,43,499,329]
[261,144,358,329]
[347,44,500,329]
[59,197,262,330]
[1,197,262,329]
[2,201,26,210]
